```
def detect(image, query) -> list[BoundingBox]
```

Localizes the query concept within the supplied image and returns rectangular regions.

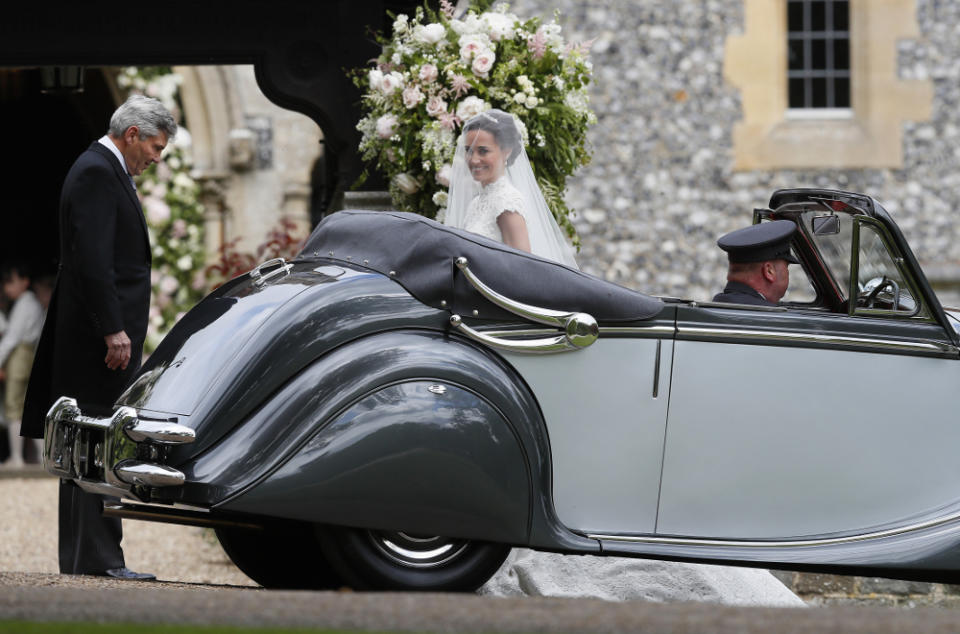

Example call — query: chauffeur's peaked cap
[717,219,800,264]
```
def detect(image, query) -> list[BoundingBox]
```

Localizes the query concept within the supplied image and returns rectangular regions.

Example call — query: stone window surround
[724,0,932,171]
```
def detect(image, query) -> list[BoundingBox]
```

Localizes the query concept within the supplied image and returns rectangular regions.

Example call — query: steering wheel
[859,275,901,309]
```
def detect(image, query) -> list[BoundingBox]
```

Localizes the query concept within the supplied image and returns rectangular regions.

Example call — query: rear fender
[178,330,592,549]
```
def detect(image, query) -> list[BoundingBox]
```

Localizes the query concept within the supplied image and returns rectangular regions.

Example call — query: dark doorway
[0,68,115,461]
[0,68,117,277]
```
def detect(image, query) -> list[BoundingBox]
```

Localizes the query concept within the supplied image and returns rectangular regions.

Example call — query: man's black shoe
[99,567,156,580]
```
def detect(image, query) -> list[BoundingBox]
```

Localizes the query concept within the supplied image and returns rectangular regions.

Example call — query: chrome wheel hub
[366,531,469,569]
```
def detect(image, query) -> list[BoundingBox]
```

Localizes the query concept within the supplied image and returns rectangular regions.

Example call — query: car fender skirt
[222,380,529,544]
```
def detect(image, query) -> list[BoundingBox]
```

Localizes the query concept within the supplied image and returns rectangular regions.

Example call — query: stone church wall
[511,0,960,305]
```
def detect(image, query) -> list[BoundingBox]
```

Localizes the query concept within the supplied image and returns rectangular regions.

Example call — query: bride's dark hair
[463,109,521,166]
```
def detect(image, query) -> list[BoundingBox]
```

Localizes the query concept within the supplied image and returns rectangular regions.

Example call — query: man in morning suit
[21,95,176,580]
[712,220,799,307]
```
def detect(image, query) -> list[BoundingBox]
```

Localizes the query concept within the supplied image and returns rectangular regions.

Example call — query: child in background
[0,263,44,467]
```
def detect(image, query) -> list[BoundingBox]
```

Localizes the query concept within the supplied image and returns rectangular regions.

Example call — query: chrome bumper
[44,396,196,500]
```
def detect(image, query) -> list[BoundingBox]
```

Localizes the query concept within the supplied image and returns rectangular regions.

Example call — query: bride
[444,109,578,269]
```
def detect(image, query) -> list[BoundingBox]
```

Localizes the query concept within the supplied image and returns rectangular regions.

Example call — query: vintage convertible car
[43,188,960,591]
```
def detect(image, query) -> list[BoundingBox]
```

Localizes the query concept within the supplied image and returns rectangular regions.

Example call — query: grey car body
[44,188,960,590]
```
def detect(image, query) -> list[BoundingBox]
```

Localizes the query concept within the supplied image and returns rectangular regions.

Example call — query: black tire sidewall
[319,526,510,592]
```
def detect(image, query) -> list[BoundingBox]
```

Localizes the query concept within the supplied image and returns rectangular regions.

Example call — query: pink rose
[419,64,438,83]
[379,71,405,95]
[376,114,398,139]
[145,196,171,224]
[402,84,424,109]
[426,95,448,118]
[471,49,495,78]
[172,218,188,238]
[436,164,452,187]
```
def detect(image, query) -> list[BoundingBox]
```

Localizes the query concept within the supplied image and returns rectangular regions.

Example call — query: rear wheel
[319,526,510,592]
[215,521,343,589]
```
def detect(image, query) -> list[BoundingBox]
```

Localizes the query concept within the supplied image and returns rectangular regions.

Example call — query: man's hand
[104,330,131,371]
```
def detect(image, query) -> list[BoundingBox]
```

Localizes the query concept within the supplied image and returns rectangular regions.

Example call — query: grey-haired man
[22,95,177,580]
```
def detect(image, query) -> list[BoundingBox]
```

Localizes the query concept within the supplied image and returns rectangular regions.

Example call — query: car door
[501,313,674,535]
[657,303,960,540]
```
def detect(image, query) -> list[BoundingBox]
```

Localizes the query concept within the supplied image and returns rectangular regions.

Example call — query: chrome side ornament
[249,257,293,286]
[123,419,196,444]
[449,256,599,354]
[114,461,187,487]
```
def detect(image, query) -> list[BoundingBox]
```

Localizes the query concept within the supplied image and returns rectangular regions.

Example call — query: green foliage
[351,1,595,244]
[119,66,207,352]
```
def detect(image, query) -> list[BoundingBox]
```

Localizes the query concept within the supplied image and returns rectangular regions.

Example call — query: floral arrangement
[353,0,595,244]
[118,67,207,352]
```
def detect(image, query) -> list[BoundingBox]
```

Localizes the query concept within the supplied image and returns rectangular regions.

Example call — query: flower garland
[117,67,207,352]
[353,0,595,244]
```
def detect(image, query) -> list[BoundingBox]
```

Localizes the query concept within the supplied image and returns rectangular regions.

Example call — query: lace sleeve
[491,181,528,222]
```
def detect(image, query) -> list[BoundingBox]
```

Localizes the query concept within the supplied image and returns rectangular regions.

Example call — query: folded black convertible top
[300,210,663,323]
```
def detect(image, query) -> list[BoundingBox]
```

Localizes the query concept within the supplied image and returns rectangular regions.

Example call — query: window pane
[834,39,849,70]
[810,1,826,30]
[834,77,850,107]
[811,38,826,69]
[788,39,805,70]
[833,0,849,31]
[788,1,805,32]
[811,77,827,107]
[789,77,806,108]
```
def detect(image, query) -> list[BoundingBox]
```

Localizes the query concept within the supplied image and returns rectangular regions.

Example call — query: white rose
[436,164,452,187]
[176,255,193,271]
[419,64,439,83]
[416,23,446,44]
[525,95,539,109]
[376,114,398,139]
[426,95,448,118]
[483,12,516,41]
[402,84,424,109]
[513,92,527,104]
[471,49,495,77]
[456,96,488,120]
[432,190,449,207]
[368,69,384,91]
[393,173,420,194]
[379,71,405,95]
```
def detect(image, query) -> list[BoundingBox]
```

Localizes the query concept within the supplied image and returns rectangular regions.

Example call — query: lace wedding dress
[461,177,527,243]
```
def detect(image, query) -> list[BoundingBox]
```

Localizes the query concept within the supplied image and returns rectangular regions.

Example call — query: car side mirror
[812,215,840,235]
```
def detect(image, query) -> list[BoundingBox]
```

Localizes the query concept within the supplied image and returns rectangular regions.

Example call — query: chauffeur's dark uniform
[712,281,775,306]
[21,141,151,575]
[712,220,799,307]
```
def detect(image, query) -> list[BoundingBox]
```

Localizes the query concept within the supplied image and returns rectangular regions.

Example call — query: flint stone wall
[511,0,960,306]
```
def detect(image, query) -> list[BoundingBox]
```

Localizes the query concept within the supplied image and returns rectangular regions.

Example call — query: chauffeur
[713,220,800,307]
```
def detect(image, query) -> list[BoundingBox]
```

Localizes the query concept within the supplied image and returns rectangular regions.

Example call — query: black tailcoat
[22,141,151,438]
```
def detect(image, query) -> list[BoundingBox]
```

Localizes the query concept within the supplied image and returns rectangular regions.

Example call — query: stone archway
[175,65,324,256]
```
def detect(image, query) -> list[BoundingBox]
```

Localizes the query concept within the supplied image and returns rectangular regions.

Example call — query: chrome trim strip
[678,326,959,355]
[477,325,676,338]
[450,316,578,354]
[589,508,960,548]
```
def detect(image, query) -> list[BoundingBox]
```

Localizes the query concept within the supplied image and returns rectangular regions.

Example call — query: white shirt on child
[0,290,43,367]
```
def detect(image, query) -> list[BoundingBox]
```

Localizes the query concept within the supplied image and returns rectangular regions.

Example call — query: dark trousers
[58,480,124,574]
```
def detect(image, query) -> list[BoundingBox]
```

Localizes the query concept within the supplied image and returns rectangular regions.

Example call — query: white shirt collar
[97,135,129,175]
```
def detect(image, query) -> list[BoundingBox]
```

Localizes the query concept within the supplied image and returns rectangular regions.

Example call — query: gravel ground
[0,474,255,586]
